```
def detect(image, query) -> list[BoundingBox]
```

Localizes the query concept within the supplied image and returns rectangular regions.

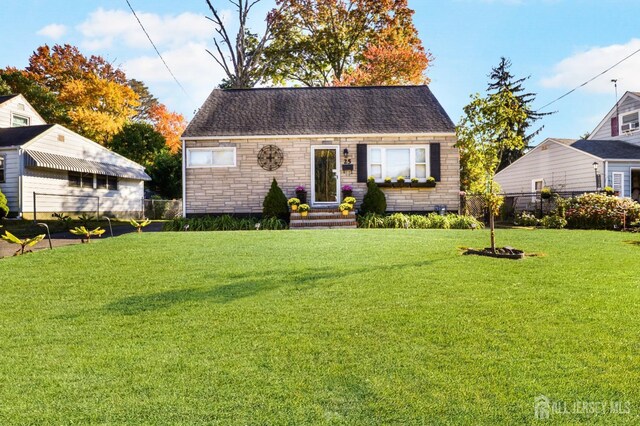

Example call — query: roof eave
[180,131,456,141]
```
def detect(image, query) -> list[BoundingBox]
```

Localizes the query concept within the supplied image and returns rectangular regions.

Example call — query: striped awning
[24,149,151,181]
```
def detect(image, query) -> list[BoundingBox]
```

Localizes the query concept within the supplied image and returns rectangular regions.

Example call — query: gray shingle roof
[570,139,640,160]
[182,86,455,138]
[0,94,18,105]
[0,124,54,148]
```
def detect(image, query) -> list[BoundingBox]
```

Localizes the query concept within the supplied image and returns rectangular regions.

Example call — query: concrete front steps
[290,209,357,229]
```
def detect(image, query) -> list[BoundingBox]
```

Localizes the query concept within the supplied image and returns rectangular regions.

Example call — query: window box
[341,163,354,172]
[411,181,436,188]
[377,182,393,188]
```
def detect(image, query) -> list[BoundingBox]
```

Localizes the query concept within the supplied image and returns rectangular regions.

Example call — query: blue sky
[1,0,639,144]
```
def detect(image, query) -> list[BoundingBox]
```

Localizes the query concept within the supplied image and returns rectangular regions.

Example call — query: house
[496,91,640,202]
[0,94,150,219]
[181,86,459,217]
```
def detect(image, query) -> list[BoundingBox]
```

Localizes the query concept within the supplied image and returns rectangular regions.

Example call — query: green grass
[0,229,639,424]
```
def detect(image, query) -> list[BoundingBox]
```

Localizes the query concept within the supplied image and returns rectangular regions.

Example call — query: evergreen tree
[262,178,289,220]
[360,179,387,215]
[487,57,553,171]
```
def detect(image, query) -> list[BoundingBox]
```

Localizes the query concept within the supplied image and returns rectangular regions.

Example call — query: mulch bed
[464,246,525,260]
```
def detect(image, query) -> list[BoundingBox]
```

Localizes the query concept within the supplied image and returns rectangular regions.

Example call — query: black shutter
[357,144,368,182]
[430,143,441,182]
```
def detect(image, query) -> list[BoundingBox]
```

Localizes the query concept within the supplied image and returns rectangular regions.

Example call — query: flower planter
[300,211,308,217]
[411,182,436,188]
[393,182,407,188]
[296,191,307,204]
[341,210,350,216]
[377,182,393,188]
[291,205,298,211]
[342,190,353,199]
[464,247,525,260]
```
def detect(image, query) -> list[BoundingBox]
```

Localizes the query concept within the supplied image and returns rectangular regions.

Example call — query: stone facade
[184,134,459,215]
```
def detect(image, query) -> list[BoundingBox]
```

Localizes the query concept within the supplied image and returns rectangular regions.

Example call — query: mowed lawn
[0,229,639,424]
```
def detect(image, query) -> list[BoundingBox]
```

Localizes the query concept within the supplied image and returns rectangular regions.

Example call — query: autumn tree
[148,104,187,153]
[0,78,10,95]
[0,69,69,125]
[488,57,552,170]
[24,44,139,144]
[205,0,285,88]
[456,90,527,252]
[265,0,430,87]
[129,79,159,122]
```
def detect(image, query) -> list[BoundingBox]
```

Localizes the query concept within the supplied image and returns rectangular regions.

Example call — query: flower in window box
[395,176,407,188]
[425,176,437,188]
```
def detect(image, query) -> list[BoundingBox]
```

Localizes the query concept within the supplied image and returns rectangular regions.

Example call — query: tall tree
[0,69,69,125]
[205,0,283,88]
[265,0,430,87]
[129,79,159,122]
[24,44,139,144]
[108,122,166,167]
[0,78,10,95]
[456,90,527,252]
[146,149,183,199]
[148,104,187,153]
[487,57,553,170]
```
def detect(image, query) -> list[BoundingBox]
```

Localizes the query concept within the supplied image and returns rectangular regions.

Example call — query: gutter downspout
[182,139,187,218]
[18,148,23,218]
[604,160,609,188]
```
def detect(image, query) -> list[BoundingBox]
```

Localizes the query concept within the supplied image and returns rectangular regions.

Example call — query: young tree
[147,149,183,199]
[205,0,283,88]
[488,57,553,170]
[266,0,430,87]
[456,90,527,252]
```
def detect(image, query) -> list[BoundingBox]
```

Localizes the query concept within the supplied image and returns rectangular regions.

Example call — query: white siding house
[0,94,150,219]
[496,91,640,203]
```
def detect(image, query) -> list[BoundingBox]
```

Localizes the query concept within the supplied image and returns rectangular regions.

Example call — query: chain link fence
[143,199,183,220]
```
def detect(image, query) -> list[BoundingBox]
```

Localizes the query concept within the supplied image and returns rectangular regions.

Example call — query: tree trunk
[489,211,496,253]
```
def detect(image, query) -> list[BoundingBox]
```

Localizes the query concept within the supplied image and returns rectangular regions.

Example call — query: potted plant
[295,186,307,204]
[410,177,419,186]
[395,176,406,187]
[288,197,300,211]
[342,184,353,199]
[378,177,393,188]
[343,196,356,206]
[426,176,436,188]
[298,204,310,217]
[540,187,553,200]
[339,203,353,216]
[603,186,615,196]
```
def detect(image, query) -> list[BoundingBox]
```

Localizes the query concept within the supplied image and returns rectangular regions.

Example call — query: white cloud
[37,24,68,39]
[541,38,640,95]
[77,8,216,51]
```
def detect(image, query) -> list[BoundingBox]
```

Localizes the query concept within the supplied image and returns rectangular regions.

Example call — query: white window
[612,172,624,197]
[621,111,640,133]
[531,179,544,201]
[11,114,29,127]
[0,156,5,183]
[367,146,430,181]
[187,148,236,168]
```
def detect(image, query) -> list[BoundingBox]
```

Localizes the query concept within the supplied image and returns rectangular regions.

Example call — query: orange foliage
[148,104,187,153]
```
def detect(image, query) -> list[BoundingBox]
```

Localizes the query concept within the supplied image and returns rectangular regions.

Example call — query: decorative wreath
[257,145,284,171]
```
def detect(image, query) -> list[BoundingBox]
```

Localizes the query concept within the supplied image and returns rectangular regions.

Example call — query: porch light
[343,148,349,157]
[593,162,598,171]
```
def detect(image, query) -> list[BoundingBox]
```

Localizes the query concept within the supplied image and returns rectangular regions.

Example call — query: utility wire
[125,0,192,100]
[539,45,640,110]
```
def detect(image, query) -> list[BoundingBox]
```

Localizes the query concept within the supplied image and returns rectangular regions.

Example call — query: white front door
[311,146,340,206]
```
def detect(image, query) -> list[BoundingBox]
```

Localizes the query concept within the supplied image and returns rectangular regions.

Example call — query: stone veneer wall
[184,134,459,215]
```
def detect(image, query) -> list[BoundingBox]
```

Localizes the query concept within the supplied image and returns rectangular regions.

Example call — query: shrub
[448,214,484,230]
[565,193,640,229]
[540,215,567,229]
[130,218,151,233]
[385,213,411,228]
[425,213,450,229]
[360,179,387,215]
[357,212,385,228]
[603,186,615,196]
[69,226,105,243]
[259,216,288,230]
[162,216,259,232]
[0,189,8,218]
[1,231,45,255]
[262,178,289,220]
[514,212,539,227]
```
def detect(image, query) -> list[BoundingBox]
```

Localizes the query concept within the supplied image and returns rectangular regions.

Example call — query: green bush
[162,215,288,232]
[0,189,9,218]
[540,215,567,229]
[259,216,288,230]
[360,179,387,215]
[514,212,539,227]
[565,193,640,229]
[356,213,482,230]
[262,178,289,220]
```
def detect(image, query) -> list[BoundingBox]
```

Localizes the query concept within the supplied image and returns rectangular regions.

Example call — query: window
[187,148,236,168]
[612,172,624,197]
[97,175,118,190]
[11,114,29,127]
[367,146,430,181]
[621,111,640,133]
[68,172,94,188]
[0,156,5,183]
[532,179,544,201]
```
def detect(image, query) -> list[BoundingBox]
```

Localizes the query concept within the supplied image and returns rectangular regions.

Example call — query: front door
[312,146,340,205]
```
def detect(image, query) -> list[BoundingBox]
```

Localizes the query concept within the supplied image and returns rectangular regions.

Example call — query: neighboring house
[0,94,150,219]
[181,86,459,216]
[496,91,640,202]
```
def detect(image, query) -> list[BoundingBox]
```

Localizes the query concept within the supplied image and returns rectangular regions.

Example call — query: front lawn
[0,229,638,424]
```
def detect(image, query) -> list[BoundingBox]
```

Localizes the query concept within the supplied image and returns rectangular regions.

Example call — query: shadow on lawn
[102,259,440,316]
